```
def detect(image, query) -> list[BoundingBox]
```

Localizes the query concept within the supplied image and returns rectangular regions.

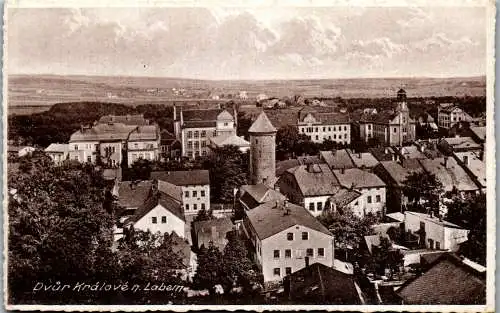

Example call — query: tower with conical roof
[248,111,277,186]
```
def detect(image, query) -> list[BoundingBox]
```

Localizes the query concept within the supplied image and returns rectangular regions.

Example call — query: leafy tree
[193,242,224,292]
[318,209,379,261]
[368,237,404,277]
[193,208,216,223]
[402,172,444,214]
[8,151,114,304]
[276,125,318,160]
[446,193,487,265]
[204,145,248,203]
[222,231,263,292]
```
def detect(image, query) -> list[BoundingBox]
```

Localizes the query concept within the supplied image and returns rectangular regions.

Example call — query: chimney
[80,125,84,133]
[350,182,355,190]
[307,163,314,173]
[305,256,310,267]
[444,156,449,168]
[274,185,280,193]
[341,167,345,174]
[463,155,469,166]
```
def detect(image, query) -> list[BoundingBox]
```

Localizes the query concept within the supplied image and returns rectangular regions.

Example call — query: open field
[8,74,486,115]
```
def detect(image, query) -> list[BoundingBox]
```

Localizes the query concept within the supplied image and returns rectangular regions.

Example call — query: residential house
[368,147,398,162]
[150,170,210,215]
[115,180,155,222]
[242,200,334,283]
[437,104,472,129]
[418,157,479,197]
[373,160,424,213]
[347,149,379,169]
[297,108,351,144]
[394,145,427,160]
[417,113,438,131]
[354,89,416,146]
[159,130,181,159]
[8,145,35,158]
[438,136,483,156]
[256,93,269,102]
[453,151,486,192]
[284,262,364,304]
[192,217,234,251]
[332,168,387,216]
[173,107,237,159]
[277,163,341,217]
[239,91,248,100]
[68,122,160,167]
[326,188,364,216]
[239,184,287,210]
[123,191,186,238]
[45,143,69,165]
[397,253,485,304]
[404,211,469,251]
[319,149,356,170]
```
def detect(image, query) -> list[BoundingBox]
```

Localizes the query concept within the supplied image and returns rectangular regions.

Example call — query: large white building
[437,104,472,129]
[243,200,334,283]
[297,108,351,145]
[173,107,237,159]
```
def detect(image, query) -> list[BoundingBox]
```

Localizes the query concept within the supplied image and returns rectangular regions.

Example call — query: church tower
[396,88,411,145]
[248,111,277,186]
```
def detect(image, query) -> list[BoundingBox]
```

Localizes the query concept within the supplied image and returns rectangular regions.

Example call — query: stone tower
[248,111,277,186]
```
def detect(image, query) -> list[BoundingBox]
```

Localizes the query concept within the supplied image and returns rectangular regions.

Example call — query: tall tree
[193,242,224,293]
[402,172,444,214]
[276,125,318,160]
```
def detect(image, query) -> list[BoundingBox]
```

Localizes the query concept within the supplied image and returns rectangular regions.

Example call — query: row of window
[308,202,324,212]
[187,141,208,149]
[185,190,206,198]
[273,267,292,277]
[367,195,382,204]
[186,130,217,139]
[286,231,310,241]
[187,150,207,158]
[131,152,154,160]
[131,143,154,150]
[301,125,348,133]
[309,135,348,141]
[185,203,206,211]
[74,143,99,151]
[273,247,325,259]
[151,216,167,224]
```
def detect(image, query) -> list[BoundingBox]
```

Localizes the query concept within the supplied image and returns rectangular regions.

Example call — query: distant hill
[8,74,486,115]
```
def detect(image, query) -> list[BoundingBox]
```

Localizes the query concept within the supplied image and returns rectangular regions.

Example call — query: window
[224,122,228,126]
[195,151,200,157]
[273,250,280,259]
[152,217,157,224]
[344,126,347,131]
[193,204,198,211]
[273,268,280,277]
[302,232,309,240]
[333,126,336,131]
[201,141,207,147]
[317,202,322,211]
[285,249,292,258]
[376,195,381,203]
[436,241,441,250]
[87,156,92,162]
[333,134,337,139]
[315,127,318,132]
[318,248,325,257]
[161,216,167,223]
[185,204,189,211]
[201,203,205,210]
[187,142,193,149]
[393,127,397,133]
[194,142,199,149]
[428,239,434,249]
[187,151,193,158]
[74,145,79,150]
[194,131,199,138]
[287,232,294,241]
[285,267,292,275]
[134,143,138,149]
[306,248,314,257]
[201,190,206,197]
[213,130,217,137]
[367,196,372,203]
[309,203,314,211]
[185,191,189,198]
[344,134,348,139]
[368,125,371,130]
[201,131,206,137]
[315,135,319,140]
[323,127,326,132]
[193,191,197,197]
[187,131,192,139]
[403,127,407,132]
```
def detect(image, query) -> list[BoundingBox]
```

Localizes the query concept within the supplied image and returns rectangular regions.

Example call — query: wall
[356,186,386,216]
[260,225,334,282]
[444,227,469,251]
[298,123,351,144]
[134,204,185,238]
[303,195,331,217]
[405,213,445,250]
[181,126,217,159]
[181,185,210,215]
[100,142,123,166]
[250,133,276,185]
[69,141,100,163]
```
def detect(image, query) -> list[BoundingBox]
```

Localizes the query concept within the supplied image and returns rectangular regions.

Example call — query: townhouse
[437,104,472,129]
[297,108,351,145]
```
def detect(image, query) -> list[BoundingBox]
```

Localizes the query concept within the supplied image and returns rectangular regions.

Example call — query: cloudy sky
[8,7,486,79]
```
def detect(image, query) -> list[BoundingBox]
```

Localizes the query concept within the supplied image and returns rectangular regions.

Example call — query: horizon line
[8,72,487,82]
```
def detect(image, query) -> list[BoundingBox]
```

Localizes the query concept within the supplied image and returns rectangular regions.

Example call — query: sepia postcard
[3,0,496,311]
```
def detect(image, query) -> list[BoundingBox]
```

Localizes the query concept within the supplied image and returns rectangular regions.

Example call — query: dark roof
[284,164,340,196]
[117,181,153,209]
[151,170,210,186]
[239,184,287,209]
[98,114,149,125]
[397,254,486,304]
[369,147,397,162]
[182,108,221,122]
[328,188,362,209]
[348,150,379,168]
[245,200,331,240]
[276,159,301,177]
[320,150,356,169]
[70,123,158,142]
[126,191,184,225]
[248,111,277,133]
[287,263,362,304]
[375,161,424,187]
[333,168,386,189]
[192,218,233,251]
[157,180,182,202]
[317,112,350,124]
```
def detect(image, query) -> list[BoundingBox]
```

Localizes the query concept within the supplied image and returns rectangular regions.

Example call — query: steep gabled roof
[246,201,331,240]
[151,170,210,186]
[117,181,154,209]
[240,184,287,209]
[320,150,356,169]
[285,164,340,196]
[45,143,69,153]
[248,111,277,134]
[333,168,386,189]
[125,191,185,225]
